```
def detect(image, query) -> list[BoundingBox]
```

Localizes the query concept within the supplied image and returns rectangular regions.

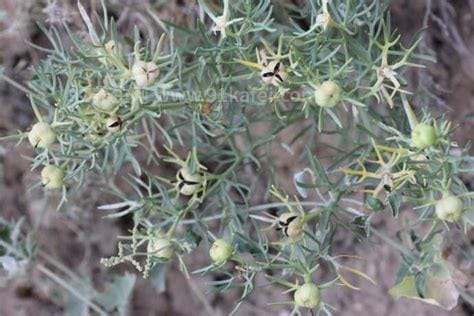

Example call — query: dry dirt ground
[0,0,473,315]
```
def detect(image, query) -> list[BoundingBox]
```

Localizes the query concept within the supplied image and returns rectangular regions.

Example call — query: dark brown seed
[262,72,274,78]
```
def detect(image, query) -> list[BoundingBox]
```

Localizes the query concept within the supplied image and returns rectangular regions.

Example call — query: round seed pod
[294,283,321,308]
[314,80,342,108]
[176,166,203,196]
[278,213,304,238]
[41,165,64,190]
[132,60,160,88]
[435,194,463,222]
[28,122,56,149]
[147,237,174,259]
[92,88,118,111]
[209,239,233,264]
[411,123,436,149]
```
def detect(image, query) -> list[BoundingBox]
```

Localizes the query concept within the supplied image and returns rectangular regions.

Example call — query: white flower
[212,15,227,35]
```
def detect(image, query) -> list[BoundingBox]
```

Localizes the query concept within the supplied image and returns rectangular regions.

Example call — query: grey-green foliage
[1,0,473,314]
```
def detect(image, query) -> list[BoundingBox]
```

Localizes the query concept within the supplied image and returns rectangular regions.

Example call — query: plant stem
[369,227,415,259]
[0,239,106,315]
[37,264,107,315]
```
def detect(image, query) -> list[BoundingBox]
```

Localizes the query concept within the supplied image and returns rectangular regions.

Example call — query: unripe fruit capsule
[147,237,174,259]
[92,88,118,111]
[411,123,436,149]
[41,165,64,190]
[132,60,160,88]
[28,122,56,149]
[435,194,463,222]
[209,239,233,264]
[294,283,321,308]
[314,80,342,108]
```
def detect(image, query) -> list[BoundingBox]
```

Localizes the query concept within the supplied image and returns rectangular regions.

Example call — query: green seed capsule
[147,237,174,259]
[435,194,463,222]
[294,283,321,308]
[92,88,118,111]
[132,60,160,88]
[411,123,436,149]
[209,239,233,264]
[314,80,342,108]
[28,122,56,149]
[41,165,64,190]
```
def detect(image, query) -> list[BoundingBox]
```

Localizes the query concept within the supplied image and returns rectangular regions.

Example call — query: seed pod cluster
[212,16,227,35]
[92,88,119,111]
[411,123,436,149]
[41,165,64,190]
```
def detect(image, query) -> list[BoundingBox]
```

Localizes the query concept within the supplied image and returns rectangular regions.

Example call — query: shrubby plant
[1,0,473,314]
